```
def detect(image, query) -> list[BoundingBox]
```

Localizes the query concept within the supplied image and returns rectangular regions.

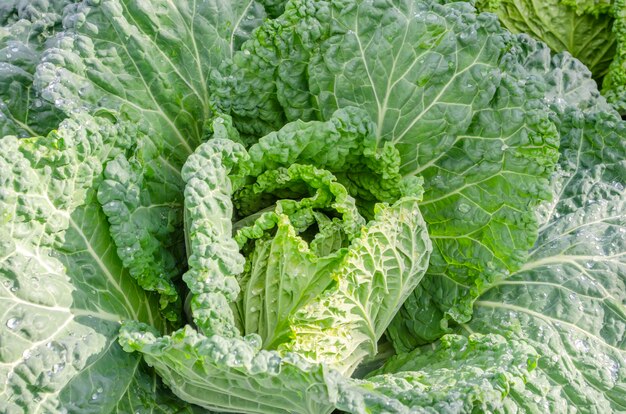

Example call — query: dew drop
[457,203,470,214]
[51,362,65,374]
[574,339,589,353]
[6,317,20,329]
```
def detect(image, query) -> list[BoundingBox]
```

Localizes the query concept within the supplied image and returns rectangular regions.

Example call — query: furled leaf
[283,197,432,374]
[238,107,422,209]
[233,164,361,348]
[0,113,194,413]
[97,146,186,322]
[180,138,249,339]
[120,127,432,412]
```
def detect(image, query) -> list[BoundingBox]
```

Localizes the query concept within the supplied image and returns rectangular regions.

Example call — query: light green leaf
[462,110,626,412]
[97,147,186,322]
[0,114,192,412]
[233,165,359,349]
[35,0,267,166]
[120,323,341,414]
[333,334,540,414]
[284,197,432,375]
[0,1,68,137]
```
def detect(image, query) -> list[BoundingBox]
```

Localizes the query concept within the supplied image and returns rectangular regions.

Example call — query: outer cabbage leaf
[348,67,626,414]
[97,144,186,322]
[0,0,69,137]
[506,34,615,115]
[331,110,625,413]
[330,334,540,414]
[0,114,196,413]
[476,0,616,79]
[35,0,267,164]
[33,0,269,319]
[460,110,626,412]
[120,125,432,413]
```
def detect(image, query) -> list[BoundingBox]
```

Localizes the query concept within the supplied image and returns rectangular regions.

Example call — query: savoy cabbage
[0,0,624,413]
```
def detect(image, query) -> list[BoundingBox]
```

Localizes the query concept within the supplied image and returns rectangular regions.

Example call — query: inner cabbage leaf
[119,114,432,413]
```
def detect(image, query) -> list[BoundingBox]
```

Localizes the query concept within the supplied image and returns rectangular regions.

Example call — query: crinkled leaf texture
[120,115,432,413]
[506,34,614,115]
[223,0,560,348]
[33,0,270,321]
[311,0,560,348]
[460,110,626,411]
[334,333,539,413]
[0,113,198,413]
[97,144,187,322]
[0,0,68,137]
[323,79,626,414]
[36,0,267,163]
